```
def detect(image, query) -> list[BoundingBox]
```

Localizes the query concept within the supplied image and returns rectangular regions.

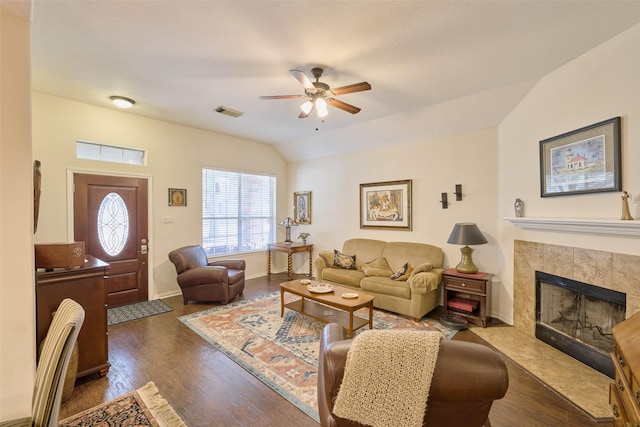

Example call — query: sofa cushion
[322,267,364,288]
[333,250,357,270]
[382,242,444,272]
[342,239,386,270]
[360,276,411,299]
[361,257,393,277]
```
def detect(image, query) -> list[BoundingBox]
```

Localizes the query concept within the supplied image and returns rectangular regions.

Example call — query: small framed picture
[168,188,187,206]
[294,191,311,224]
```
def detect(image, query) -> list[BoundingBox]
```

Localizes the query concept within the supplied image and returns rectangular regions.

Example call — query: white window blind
[202,168,275,256]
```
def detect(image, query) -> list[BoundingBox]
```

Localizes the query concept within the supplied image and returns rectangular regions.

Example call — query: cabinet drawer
[444,277,485,293]
[612,353,640,424]
[610,383,630,426]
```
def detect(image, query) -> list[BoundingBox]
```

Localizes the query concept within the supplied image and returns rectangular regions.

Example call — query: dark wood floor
[60,273,612,427]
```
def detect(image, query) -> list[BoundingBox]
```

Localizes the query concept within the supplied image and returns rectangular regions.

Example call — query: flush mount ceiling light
[109,96,135,109]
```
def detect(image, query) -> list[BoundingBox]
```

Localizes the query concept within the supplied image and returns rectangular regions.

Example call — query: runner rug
[59,381,187,427]
[178,291,456,422]
[108,299,173,326]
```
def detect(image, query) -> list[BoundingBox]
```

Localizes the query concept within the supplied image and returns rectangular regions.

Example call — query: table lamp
[447,223,487,274]
[278,217,298,243]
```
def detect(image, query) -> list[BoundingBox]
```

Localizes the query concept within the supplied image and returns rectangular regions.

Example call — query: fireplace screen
[535,271,626,377]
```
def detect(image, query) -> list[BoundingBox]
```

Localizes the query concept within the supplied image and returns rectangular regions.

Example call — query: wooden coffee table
[280,279,375,337]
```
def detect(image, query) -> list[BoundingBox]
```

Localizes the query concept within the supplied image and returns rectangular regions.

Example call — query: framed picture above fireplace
[539,117,621,197]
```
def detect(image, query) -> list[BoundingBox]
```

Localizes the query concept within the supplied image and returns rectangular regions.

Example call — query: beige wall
[32,92,290,298]
[0,3,36,419]
[498,23,640,323]
[287,127,501,311]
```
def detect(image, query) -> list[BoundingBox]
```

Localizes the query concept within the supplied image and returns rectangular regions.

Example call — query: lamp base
[455,245,478,274]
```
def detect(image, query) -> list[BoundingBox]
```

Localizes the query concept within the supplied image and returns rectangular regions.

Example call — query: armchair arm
[176,266,228,288]
[209,259,245,270]
[318,323,352,423]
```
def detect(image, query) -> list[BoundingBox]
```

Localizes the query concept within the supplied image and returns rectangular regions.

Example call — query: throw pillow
[390,262,409,280]
[410,262,434,278]
[333,250,357,270]
[361,257,393,277]
[396,264,414,281]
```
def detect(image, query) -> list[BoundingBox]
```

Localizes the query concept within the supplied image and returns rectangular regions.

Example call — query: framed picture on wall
[539,117,621,197]
[168,188,187,206]
[360,179,412,230]
[293,191,311,224]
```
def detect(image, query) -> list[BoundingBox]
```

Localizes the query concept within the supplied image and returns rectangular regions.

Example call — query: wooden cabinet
[442,268,493,327]
[36,255,110,378]
[610,311,640,427]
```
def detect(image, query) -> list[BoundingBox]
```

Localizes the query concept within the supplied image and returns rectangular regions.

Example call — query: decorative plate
[342,293,359,299]
[300,279,311,284]
[307,284,334,293]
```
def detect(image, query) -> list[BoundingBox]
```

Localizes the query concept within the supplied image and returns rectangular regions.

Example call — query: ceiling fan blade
[331,82,371,96]
[259,95,305,100]
[328,98,361,114]
[290,70,315,90]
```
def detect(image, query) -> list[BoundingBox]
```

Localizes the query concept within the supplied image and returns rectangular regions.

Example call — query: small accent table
[267,242,313,280]
[442,268,493,327]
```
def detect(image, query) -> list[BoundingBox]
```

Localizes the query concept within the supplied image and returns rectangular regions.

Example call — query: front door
[74,173,149,307]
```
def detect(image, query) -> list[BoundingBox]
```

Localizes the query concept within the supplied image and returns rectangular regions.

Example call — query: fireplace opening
[535,271,626,378]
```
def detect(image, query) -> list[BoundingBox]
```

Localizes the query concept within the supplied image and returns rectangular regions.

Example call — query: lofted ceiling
[30,1,640,162]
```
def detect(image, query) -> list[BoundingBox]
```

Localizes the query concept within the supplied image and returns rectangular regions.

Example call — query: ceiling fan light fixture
[300,100,313,115]
[316,98,328,118]
[110,95,135,109]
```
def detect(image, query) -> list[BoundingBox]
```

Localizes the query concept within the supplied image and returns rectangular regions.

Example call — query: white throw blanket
[333,329,442,427]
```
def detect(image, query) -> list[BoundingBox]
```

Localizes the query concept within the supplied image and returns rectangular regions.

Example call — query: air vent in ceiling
[215,106,244,118]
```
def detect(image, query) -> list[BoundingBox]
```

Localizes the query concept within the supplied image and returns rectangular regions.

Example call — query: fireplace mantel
[505,217,640,236]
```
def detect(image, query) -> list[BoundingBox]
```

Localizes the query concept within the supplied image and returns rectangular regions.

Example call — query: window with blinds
[202,168,275,256]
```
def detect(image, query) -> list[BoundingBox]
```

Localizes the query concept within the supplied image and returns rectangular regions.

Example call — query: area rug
[108,299,173,326]
[59,381,187,427]
[178,291,455,422]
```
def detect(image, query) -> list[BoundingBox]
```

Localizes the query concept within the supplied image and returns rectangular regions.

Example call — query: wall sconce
[454,184,463,201]
[440,192,448,209]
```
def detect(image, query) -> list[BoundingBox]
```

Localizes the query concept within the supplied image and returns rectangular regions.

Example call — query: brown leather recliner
[168,245,245,305]
[318,323,509,427]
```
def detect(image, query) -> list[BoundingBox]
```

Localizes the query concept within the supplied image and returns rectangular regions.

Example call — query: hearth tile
[543,244,574,279]
[471,325,610,420]
[612,253,640,297]
[626,294,640,318]
[573,248,612,288]
[552,380,611,419]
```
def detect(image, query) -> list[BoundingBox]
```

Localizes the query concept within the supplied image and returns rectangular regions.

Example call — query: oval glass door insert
[97,192,129,255]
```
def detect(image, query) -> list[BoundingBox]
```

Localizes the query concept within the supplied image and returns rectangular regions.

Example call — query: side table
[267,242,313,280]
[442,268,493,327]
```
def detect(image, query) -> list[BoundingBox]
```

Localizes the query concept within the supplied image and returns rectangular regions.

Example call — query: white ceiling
[30,1,640,162]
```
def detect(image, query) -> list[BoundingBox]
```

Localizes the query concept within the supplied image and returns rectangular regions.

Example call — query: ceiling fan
[259,67,371,119]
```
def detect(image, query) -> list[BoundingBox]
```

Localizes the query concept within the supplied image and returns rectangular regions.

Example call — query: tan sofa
[313,238,444,320]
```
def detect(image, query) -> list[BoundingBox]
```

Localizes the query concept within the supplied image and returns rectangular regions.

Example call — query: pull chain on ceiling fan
[259,67,371,119]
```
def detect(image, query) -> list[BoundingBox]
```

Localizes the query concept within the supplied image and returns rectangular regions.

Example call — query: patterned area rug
[108,299,173,326]
[59,381,187,427]
[178,291,455,422]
